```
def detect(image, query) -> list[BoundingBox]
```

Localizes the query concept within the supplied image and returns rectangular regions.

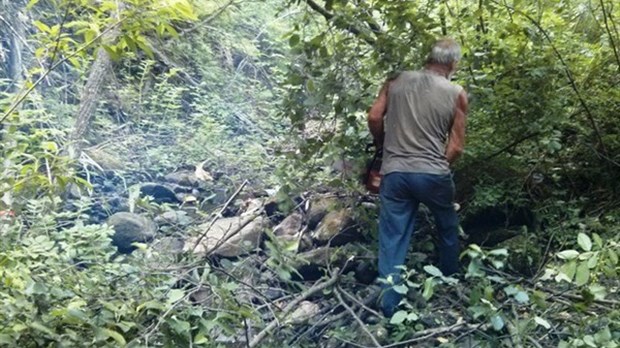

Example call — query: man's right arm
[367,81,390,147]
[446,90,468,164]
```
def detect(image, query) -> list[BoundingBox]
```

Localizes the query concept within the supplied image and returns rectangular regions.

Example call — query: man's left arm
[367,81,390,147]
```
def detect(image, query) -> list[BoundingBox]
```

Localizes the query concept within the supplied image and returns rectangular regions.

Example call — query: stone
[240,198,264,217]
[273,213,303,237]
[152,237,185,255]
[154,210,193,226]
[139,183,179,204]
[106,212,157,253]
[312,209,359,246]
[164,170,200,187]
[307,197,338,230]
[293,244,361,280]
[185,216,265,257]
[286,301,320,324]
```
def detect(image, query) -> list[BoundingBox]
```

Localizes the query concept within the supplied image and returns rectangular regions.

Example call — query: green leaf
[575,261,590,286]
[514,291,529,304]
[558,260,577,282]
[490,315,505,331]
[607,249,618,265]
[583,335,597,347]
[289,34,300,47]
[594,327,612,343]
[194,332,209,344]
[557,250,579,260]
[29,322,56,337]
[423,265,443,277]
[587,284,607,300]
[422,277,434,300]
[488,248,508,257]
[33,20,51,33]
[41,141,58,152]
[96,328,126,345]
[26,0,41,10]
[390,310,407,325]
[534,316,551,329]
[167,289,185,303]
[578,233,592,252]
[393,284,408,295]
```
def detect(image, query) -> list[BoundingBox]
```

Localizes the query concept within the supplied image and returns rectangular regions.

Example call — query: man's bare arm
[368,82,389,146]
[446,90,468,164]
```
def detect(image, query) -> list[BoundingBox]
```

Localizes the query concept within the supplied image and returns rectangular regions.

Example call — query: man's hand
[446,90,468,164]
[368,81,390,147]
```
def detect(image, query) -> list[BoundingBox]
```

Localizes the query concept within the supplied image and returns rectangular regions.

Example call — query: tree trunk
[68,20,121,158]
[1,0,25,92]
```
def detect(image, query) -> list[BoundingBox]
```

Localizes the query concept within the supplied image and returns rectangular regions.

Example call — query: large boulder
[185,216,265,257]
[307,197,338,230]
[139,183,180,204]
[106,212,157,253]
[311,209,359,246]
[273,213,303,237]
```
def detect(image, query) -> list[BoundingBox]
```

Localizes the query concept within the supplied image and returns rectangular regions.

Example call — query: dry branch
[248,270,341,348]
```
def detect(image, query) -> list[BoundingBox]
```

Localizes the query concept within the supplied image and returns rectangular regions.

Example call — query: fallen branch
[335,289,382,347]
[191,179,248,252]
[338,286,381,318]
[381,322,482,348]
[248,269,341,348]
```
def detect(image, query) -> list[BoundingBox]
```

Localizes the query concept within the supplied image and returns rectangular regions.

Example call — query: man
[367,38,468,317]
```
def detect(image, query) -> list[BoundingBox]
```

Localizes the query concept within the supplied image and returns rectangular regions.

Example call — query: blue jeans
[378,172,460,317]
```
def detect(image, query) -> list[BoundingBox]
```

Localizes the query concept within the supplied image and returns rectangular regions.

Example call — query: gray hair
[426,38,461,65]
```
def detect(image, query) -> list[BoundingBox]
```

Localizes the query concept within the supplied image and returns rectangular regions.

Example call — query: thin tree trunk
[68,16,121,158]
[1,0,25,92]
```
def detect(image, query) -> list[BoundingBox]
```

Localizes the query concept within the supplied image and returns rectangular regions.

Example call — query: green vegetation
[1,0,619,346]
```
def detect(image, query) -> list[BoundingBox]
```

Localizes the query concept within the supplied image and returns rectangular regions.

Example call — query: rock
[307,197,338,230]
[154,210,193,226]
[152,237,185,255]
[164,170,200,187]
[273,213,303,237]
[106,212,157,253]
[294,244,361,280]
[185,216,265,257]
[312,209,359,246]
[240,198,264,216]
[286,301,320,324]
[139,183,179,204]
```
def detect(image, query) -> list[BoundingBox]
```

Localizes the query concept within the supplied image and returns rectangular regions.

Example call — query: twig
[182,0,238,35]
[248,269,341,348]
[381,322,480,348]
[600,0,620,73]
[338,286,381,318]
[214,267,283,311]
[506,307,524,348]
[527,335,544,348]
[191,179,248,252]
[335,289,382,347]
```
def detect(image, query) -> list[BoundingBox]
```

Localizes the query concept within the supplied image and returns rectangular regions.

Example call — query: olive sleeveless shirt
[381,70,463,175]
